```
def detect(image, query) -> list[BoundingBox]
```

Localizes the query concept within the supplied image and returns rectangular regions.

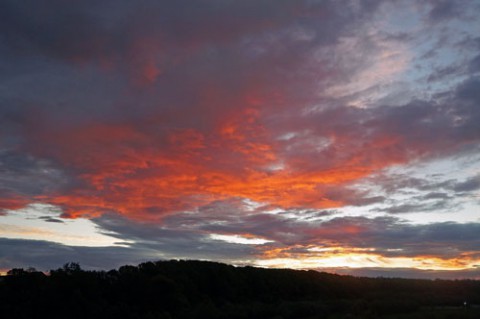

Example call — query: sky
[1,0,480,279]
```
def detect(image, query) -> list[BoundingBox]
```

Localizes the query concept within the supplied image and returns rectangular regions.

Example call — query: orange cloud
[0,196,31,212]
[20,107,412,221]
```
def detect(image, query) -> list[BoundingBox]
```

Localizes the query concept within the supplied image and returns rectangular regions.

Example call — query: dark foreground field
[1,260,479,319]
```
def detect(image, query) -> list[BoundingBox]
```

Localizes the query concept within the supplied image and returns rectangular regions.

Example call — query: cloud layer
[1,0,479,277]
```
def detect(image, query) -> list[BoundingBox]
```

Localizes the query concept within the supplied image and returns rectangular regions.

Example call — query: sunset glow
[1,0,480,278]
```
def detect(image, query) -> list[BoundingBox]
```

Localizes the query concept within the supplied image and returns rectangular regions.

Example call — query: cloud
[95,206,480,265]
[315,217,480,259]
[0,238,147,272]
[93,212,259,262]
[38,216,64,223]
[2,201,480,276]
[428,1,460,22]
[250,219,480,274]
[0,0,393,217]
[0,150,72,212]
[422,192,451,200]
[1,1,479,220]
[0,0,376,84]
[2,75,480,218]
[454,175,480,193]
[427,64,464,83]
[469,54,480,73]
[0,151,69,194]
[2,235,479,280]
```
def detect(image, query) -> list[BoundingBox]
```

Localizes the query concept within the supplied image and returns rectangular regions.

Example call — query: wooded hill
[1,260,479,319]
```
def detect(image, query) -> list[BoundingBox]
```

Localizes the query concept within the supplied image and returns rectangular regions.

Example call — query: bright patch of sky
[0,203,130,247]
[210,234,273,245]
[253,254,475,271]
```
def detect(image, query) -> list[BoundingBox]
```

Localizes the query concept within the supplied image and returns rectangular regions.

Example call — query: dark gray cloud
[378,199,453,214]
[0,238,150,271]
[428,0,465,22]
[427,64,464,83]
[372,170,479,198]
[0,0,381,127]
[422,192,451,200]
[93,212,259,262]
[454,175,480,193]
[38,216,64,223]
[310,217,480,258]
[0,0,384,58]
[369,174,454,194]
[469,54,480,73]
[95,206,480,262]
[0,150,73,211]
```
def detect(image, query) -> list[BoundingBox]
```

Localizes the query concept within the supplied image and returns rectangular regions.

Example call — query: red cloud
[15,103,415,220]
[2,0,477,225]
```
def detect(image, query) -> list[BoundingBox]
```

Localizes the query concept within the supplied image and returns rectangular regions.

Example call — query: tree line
[1,260,479,319]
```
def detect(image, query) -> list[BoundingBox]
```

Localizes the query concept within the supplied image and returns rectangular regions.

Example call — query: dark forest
[1,260,479,319]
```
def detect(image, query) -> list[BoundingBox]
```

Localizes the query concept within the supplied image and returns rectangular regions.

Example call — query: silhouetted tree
[1,260,479,319]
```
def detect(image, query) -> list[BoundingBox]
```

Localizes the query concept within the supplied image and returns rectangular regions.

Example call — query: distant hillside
[1,260,479,319]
